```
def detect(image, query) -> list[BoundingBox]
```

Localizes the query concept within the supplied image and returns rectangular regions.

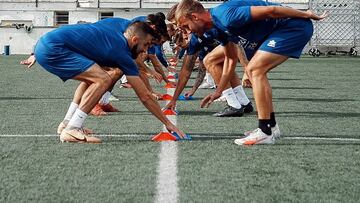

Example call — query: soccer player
[166,4,253,117]
[91,13,171,115]
[175,0,327,145]
[35,20,185,143]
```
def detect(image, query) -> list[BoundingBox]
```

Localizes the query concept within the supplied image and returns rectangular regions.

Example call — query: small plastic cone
[162,94,173,100]
[172,132,192,141]
[151,132,178,142]
[164,83,176,88]
[167,75,175,79]
[178,95,193,100]
[163,109,178,115]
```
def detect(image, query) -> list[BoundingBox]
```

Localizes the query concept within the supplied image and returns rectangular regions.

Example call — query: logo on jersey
[237,36,258,51]
[267,40,276,48]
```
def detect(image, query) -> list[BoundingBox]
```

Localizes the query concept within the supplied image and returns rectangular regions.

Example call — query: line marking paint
[155,75,179,203]
[1,134,360,142]
[155,141,178,203]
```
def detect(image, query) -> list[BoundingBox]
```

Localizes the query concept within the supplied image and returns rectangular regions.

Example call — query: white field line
[155,77,179,203]
[155,141,178,203]
[1,134,360,142]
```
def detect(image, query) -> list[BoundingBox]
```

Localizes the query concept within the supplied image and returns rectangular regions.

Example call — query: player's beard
[130,44,141,59]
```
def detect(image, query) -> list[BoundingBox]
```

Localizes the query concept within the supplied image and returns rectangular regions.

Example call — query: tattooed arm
[165,52,198,110]
[236,45,252,88]
[185,60,206,98]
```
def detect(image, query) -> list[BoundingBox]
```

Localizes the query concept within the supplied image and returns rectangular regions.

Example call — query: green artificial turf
[0,55,360,202]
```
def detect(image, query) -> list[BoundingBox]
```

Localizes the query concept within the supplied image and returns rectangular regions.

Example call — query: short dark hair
[147,12,170,40]
[125,21,158,41]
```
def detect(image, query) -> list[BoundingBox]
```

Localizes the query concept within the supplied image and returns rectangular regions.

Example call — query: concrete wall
[0,8,168,54]
[0,0,314,54]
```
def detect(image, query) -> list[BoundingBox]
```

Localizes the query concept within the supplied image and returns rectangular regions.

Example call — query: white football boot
[234,128,275,145]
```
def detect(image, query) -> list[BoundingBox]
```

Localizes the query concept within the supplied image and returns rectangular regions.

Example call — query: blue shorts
[34,36,95,81]
[258,18,313,59]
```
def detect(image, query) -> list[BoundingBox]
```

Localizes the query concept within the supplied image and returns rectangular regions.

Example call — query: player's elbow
[266,6,278,18]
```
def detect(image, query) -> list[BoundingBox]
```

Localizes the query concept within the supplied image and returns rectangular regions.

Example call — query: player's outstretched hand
[166,123,186,139]
[184,90,194,99]
[151,71,163,84]
[242,73,252,88]
[307,10,329,21]
[201,91,222,108]
[165,100,177,111]
[20,55,36,69]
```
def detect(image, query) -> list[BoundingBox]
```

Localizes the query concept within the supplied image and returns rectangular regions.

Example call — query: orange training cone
[163,109,178,115]
[161,94,173,100]
[164,83,176,88]
[151,132,178,142]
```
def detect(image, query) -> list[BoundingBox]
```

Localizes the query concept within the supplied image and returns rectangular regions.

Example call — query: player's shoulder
[96,17,130,26]
[131,16,147,23]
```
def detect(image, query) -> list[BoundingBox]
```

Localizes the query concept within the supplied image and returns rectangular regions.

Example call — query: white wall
[0,9,168,54]
[0,27,53,54]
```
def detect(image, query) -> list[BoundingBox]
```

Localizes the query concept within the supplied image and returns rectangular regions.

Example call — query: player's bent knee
[96,73,112,87]
[109,68,122,81]
[203,55,212,68]
[247,66,267,79]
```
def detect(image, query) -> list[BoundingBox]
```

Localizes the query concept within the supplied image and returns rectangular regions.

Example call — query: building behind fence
[0,0,358,56]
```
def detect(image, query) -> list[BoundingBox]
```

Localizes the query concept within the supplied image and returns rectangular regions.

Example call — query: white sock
[120,75,127,83]
[63,102,79,122]
[233,85,251,105]
[99,91,111,105]
[223,88,242,109]
[67,108,87,129]
[205,72,215,85]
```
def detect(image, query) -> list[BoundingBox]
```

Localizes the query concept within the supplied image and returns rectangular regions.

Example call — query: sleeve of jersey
[155,47,168,67]
[223,6,252,30]
[187,35,199,56]
[116,54,139,76]
[147,46,156,55]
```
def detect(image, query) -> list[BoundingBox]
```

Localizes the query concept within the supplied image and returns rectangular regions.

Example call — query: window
[99,12,114,20]
[54,11,69,26]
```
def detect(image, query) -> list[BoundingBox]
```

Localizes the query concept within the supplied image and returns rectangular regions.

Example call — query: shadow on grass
[272,86,325,90]
[276,111,360,118]
[269,78,301,81]
[177,110,217,116]
[100,135,360,146]
[0,97,71,100]
[273,97,357,102]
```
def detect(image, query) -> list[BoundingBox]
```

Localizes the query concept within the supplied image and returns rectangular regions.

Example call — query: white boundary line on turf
[0,134,360,142]
[155,140,178,203]
[1,134,360,142]
[283,137,360,142]
[155,76,179,203]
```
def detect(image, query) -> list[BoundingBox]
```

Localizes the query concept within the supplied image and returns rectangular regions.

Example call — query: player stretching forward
[166,5,253,117]
[35,20,185,143]
[175,0,327,145]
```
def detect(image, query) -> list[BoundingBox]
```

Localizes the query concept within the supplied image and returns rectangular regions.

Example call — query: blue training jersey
[209,0,281,52]
[147,45,168,67]
[42,17,139,75]
[187,29,221,60]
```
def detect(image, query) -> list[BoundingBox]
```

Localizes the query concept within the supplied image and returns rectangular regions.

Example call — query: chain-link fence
[308,0,359,56]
